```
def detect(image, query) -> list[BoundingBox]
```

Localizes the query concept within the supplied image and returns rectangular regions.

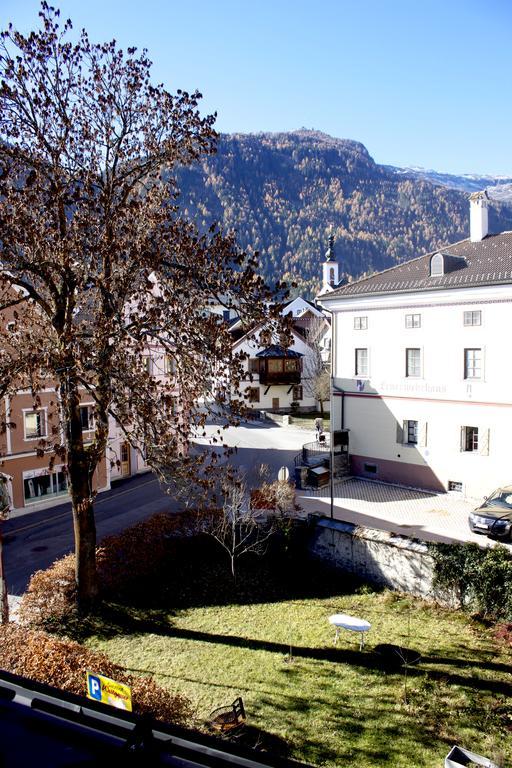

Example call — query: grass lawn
[291,412,330,431]
[82,550,511,768]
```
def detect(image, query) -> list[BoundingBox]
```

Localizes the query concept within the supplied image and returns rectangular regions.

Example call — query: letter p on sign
[87,673,102,701]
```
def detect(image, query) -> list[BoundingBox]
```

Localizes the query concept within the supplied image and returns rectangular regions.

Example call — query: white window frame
[461,426,479,452]
[463,310,481,327]
[405,348,421,378]
[23,408,47,440]
[80,404,95,432]
[353,316,368,330]
[355,348,369,378]
[405,314,421,329]
[464,348,482,380]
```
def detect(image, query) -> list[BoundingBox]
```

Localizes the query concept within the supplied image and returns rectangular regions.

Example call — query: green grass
[291,412,330,431]
[82,553,512,768]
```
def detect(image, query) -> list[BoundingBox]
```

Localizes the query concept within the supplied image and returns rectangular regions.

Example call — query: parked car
[468,485,512,541]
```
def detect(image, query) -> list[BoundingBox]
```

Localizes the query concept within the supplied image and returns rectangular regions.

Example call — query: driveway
[195,421,504,548]
[298,477,511,548]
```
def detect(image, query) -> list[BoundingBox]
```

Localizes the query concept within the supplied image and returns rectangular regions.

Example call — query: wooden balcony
[259,370,301,386]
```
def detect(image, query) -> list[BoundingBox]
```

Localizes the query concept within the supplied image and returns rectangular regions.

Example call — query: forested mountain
[175,130,512,297]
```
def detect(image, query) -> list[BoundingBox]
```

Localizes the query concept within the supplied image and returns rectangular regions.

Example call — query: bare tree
[300,314,330,416]
[201,472,275,582]
[0,5,281,609]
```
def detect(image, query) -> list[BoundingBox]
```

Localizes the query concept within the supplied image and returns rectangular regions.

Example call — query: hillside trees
[0,4,281,609]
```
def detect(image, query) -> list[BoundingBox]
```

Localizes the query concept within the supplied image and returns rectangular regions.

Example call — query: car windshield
[483,489,512,510]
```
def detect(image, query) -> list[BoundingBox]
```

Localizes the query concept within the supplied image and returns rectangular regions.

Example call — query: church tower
[319,232,339,294]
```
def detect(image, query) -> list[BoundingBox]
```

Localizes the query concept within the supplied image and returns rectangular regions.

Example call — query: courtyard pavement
[199,419,509,549]
[297,477,503,547]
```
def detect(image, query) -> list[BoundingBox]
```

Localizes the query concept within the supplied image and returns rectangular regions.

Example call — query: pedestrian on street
[314,417,323,441]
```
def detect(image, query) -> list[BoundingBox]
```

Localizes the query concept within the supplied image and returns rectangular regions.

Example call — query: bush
[19,511,201,628]
[0,624,192,725]
[429,542,512,620]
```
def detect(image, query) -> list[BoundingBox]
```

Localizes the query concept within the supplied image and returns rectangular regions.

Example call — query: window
[448,481,463,492]
[406,348,421,377]
[284,359,299,372]
[355,348,368,377]
[462,426,479,452]
[430,253,444,276]
[24,410,46,439]
[354,316,368,330]
[364,463,378,474]
[397,419,427,446]
[292,385,303,401]
[80,405,94,431]
[406,420,418,444]
[405,314,421,329]
[222,309,230,322]
[463,310,481,326]
[143,356,151,374]
[23,468,68,504]
[247,387,260,403]
[248,358,260,374]
[268,359,283,373]
[464,348,481,379]
[164,355,176,375]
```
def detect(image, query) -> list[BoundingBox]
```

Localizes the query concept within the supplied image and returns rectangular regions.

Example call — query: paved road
[5,419,499,596]
[3,421,308,595]
[3,473,173,595]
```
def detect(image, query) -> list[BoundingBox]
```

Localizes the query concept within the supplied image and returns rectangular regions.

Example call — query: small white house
[231,326,320,413]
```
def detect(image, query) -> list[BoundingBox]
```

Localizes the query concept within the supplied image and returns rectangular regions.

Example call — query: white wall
[329,284,512,497]
[233,331,318,411]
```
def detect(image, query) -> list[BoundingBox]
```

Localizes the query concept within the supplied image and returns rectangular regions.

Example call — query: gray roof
[323,232,512,299]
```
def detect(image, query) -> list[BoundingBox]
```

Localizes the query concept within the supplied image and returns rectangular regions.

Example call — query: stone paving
[298,477,510,548]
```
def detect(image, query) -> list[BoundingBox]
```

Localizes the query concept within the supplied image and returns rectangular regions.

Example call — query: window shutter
[419,421,428,447]
[479,427,490,456]
[396,421,404,444]
[460,426,465,452]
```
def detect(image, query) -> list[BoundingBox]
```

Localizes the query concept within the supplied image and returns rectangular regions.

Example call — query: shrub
[19,511,201,628]
[429,542,512,621]
[0,624,192,725]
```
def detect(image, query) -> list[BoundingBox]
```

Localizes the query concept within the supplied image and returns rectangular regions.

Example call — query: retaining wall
[308,516,449,602]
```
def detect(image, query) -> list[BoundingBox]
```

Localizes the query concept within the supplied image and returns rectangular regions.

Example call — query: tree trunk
[64,375,99,611]
[0,529,9,624]
[71,474,98,610]
[319,399,324,418]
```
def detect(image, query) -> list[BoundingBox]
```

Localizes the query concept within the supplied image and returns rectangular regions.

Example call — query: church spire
[320,230,339,294]
[325,232,335,262]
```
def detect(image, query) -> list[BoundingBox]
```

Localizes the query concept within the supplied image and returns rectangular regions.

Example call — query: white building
[231,326,318,413]
[319,191,512,499]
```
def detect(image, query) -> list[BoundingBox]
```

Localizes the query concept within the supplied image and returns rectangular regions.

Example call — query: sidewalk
[298,477,510,548]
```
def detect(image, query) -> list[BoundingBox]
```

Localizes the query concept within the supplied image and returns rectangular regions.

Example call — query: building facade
[320,193,512,499]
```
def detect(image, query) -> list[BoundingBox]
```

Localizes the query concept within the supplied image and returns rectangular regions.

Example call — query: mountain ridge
[174,130,512,296]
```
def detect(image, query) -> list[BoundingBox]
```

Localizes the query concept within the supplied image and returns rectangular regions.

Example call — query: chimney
[469,190,489,242]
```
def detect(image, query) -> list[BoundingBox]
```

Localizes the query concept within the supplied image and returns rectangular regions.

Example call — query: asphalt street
[3,420,308,595]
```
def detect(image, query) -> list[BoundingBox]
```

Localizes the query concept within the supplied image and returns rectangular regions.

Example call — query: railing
[258,371,301,386]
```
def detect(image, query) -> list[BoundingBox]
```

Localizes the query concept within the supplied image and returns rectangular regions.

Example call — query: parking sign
[86,672,132,711]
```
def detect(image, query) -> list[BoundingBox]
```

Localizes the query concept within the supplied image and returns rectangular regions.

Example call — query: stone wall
[308,516,448,602]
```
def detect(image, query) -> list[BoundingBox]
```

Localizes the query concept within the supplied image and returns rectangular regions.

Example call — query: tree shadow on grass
[79,602,512,699]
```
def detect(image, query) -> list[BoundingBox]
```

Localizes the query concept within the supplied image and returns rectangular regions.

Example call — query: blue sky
[2,0,511,175]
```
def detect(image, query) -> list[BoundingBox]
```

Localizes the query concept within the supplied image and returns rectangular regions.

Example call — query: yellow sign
[86,671,132,712]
